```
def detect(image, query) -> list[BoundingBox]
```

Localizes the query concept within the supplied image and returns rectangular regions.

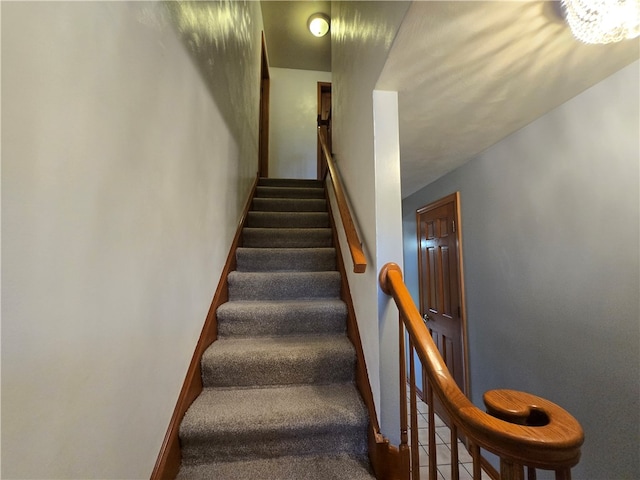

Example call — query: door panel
[417,195,467,403]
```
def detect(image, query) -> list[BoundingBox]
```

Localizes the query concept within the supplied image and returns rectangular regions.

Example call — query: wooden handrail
[318,127,367,273]
[379,262,584,479]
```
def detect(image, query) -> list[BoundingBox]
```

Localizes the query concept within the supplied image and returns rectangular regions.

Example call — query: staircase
[177,178,375,480]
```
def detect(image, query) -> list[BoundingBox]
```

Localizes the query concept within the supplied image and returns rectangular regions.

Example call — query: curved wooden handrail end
[379,262,402,295]
[484,389,584,438]
[378,261,585,473]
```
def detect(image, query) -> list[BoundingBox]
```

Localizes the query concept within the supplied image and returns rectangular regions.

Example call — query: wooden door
[417,193,468,402]
[317,82,331,180]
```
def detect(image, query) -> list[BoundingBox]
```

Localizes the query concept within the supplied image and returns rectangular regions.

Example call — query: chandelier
[562,0,640,44]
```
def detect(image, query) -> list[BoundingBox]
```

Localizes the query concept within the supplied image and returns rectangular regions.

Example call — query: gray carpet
[178,178,375,479]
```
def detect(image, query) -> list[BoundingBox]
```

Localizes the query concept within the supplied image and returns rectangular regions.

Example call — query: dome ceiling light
[308,13,330,38]
[563,0,640,44]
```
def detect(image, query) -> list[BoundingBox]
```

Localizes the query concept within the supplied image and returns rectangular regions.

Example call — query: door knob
[423,313,432,323]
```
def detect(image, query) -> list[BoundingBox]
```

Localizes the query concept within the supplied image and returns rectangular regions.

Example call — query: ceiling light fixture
[308,13,330,37]
[562,0,640,44]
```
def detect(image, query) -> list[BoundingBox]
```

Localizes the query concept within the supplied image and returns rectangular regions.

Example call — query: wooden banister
[318,127,367,273]
[379,262,584,479]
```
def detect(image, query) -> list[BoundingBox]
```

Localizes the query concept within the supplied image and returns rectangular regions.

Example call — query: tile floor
[409,395,492,480]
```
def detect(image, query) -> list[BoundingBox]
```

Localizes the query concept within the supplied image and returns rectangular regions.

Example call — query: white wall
[331,0,411,444]
[372,91,405,438]
[1,2,263,478]
[402,61,639,479]
[269,68,331,179]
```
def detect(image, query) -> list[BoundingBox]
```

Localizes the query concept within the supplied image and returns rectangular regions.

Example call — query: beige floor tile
[418,446,430,467]
[420,443,457,469]
[416,427,431,445]
[434,414,447,427]
[437,464,473,480]
[435,426,450,444]
[435,443,452,465]
[462,463,492,480]
[455,442,474,464]
[419,465,447,480]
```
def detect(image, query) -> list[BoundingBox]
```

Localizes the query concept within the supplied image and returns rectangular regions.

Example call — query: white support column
[373,89,404,445]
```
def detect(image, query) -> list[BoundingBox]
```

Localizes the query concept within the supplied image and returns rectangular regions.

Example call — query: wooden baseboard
[150,175,258,480]
[372,434,411,480]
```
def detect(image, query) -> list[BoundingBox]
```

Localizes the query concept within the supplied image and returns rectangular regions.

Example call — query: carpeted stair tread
[216,299,347,337]
[176,177,372,476]
[255,185,325,199]
[242,227,333,248]
[236,247,336,272]
[246,211,329,228]
[252,197,327,212]
[258,177,324,188]
[228,271,341,300]
[201,335,355,387]
[176,453,375,480]
[179,383,368,463]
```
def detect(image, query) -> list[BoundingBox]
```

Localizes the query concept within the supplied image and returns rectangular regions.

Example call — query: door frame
[416,192,470,398]
[316,82,331,180]
[258,32,270,178]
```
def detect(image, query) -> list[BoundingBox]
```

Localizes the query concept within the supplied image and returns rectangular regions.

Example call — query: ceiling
[261,1,331,72]
[261,1,639,197]
[377,2,639,196]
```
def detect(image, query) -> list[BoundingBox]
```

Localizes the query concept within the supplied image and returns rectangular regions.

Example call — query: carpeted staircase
[177,178,376,480]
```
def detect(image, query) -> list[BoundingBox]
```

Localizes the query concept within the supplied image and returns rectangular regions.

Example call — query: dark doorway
[317,82,331,180]
[258,33,270,178]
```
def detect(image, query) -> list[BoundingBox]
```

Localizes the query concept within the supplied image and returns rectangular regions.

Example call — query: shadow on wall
[137,2,261,159]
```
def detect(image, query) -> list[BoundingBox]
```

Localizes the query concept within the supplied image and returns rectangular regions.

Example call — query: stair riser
[246,212,329,228]
[201,350,355,388]
[258,178,324,188]
[181,429,368,465]
[217,318,345,337]
[255,186,325,199]
[228,272,341,301]
[252,198,327,212]
[176,454,376,480]
[242,228,333,248]
[236,248,336,272]
[216,302,347,337]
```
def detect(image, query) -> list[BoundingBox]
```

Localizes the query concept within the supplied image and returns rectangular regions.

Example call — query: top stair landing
[258,177,324,188]
[256,177,326,200]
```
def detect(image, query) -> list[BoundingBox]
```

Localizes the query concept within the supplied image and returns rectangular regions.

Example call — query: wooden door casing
[258,33,270,178]
[417,193,469,400]
[317,82,331,180]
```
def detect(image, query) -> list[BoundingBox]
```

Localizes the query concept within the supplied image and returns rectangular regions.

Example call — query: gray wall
[402,61,639,478]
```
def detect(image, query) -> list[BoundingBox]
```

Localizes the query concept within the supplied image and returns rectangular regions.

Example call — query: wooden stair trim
[319,127,367,273]
[150,175,259,480]
[379,262,584,474]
